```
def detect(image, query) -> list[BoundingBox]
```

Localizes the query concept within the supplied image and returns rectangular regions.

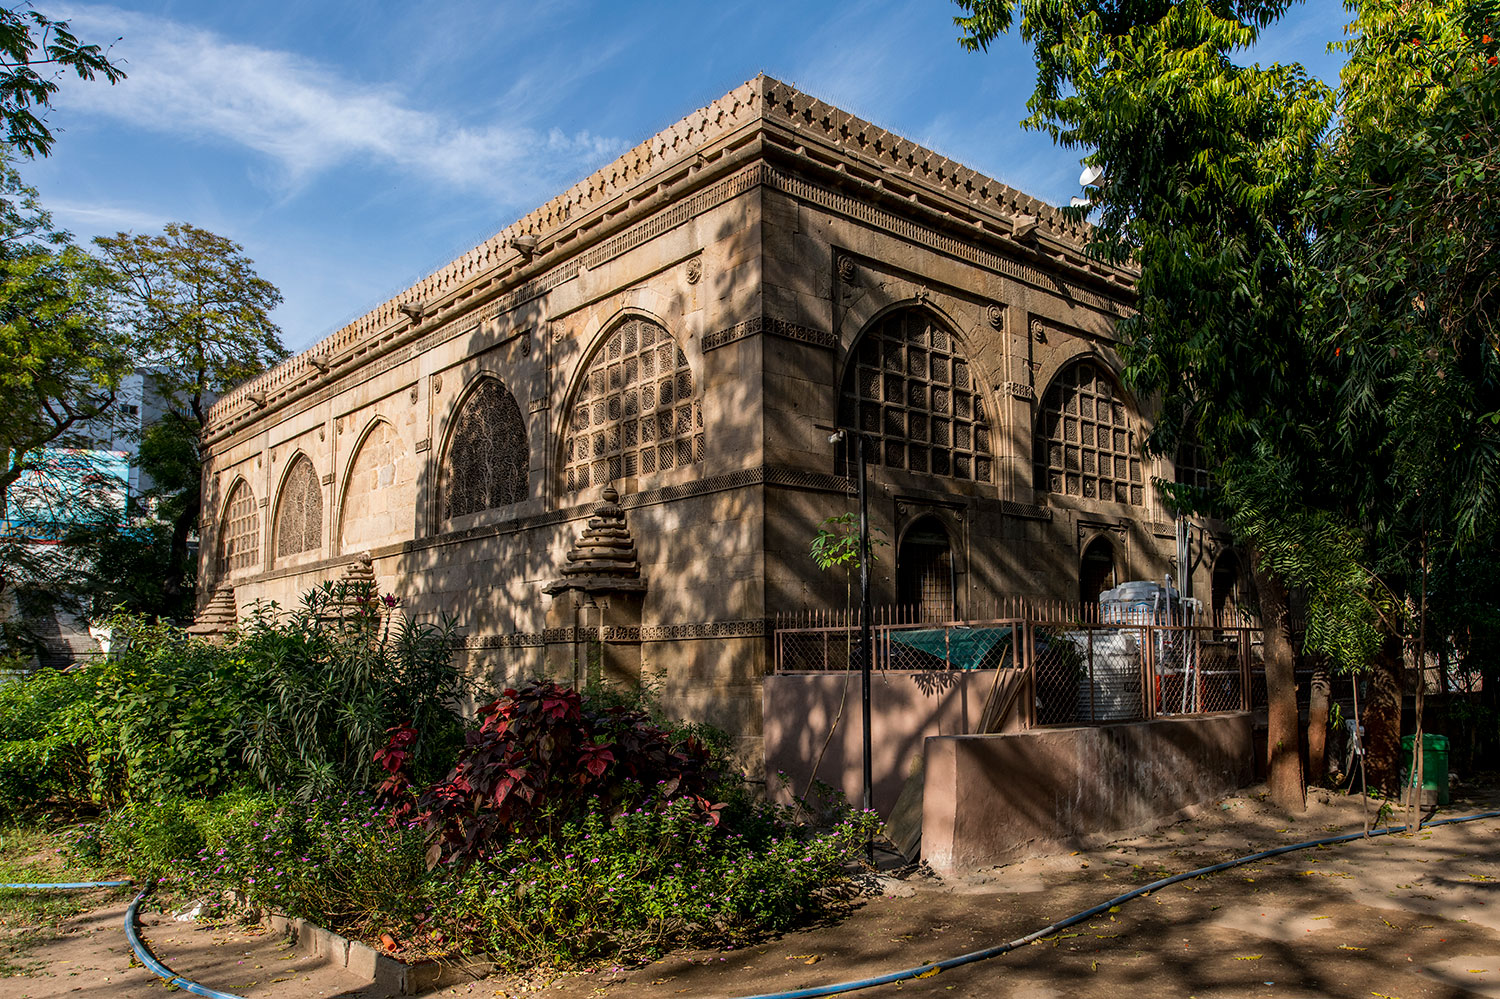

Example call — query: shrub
[0,666,95,814]
[90,617,257,804]
[447,797,879,968]
[393,680,718,866]
[234,583,469,798]
[95,789,437,944]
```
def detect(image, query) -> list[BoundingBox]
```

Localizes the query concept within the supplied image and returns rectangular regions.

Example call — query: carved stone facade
[196,76,1232,766]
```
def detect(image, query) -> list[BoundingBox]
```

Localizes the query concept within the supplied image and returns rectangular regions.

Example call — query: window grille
[836,309,993,482]
[1175,435,1215,492]
[274,456,322,559]
[1034,360,1143,503]
[218,479,259,576]
[560,318,702,495]
[441,378,529,520]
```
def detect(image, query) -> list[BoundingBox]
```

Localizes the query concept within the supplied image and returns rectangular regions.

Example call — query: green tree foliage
[0,154,127,652]
[0,5,125,158]
[93,223,288,610]
[954,0,1500,797]
[955,0,1337,809]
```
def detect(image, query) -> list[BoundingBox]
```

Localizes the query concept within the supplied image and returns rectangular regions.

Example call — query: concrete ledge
[922,712,1254,875]
[267,912,496,995]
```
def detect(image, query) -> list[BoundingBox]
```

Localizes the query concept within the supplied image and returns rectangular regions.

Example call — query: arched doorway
[1079,535,1117,607]
[898,517,955,622]
[1211,551,1241,624]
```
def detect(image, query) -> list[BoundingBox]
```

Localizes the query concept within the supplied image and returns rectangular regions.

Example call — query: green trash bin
[1400,734,1451,806]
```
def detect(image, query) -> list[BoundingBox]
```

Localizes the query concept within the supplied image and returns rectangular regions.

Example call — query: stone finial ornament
[544,487,647,595]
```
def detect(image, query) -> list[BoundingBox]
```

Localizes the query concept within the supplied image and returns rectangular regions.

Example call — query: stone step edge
[264,912,497,995]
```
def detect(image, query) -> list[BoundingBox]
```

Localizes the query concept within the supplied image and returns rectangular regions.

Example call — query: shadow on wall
[922,713,1255,874]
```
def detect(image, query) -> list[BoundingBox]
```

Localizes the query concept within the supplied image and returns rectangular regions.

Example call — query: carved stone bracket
[414,438,431,453]
[1004,381,1035,400]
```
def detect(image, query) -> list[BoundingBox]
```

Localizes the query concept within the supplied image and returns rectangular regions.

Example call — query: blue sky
[29,1,1353,354]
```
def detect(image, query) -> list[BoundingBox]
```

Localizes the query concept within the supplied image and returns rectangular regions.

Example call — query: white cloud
[46,198,169,234]
[53,5,621,201]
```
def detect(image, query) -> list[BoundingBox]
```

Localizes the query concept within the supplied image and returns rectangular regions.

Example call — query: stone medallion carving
[836,255,856,282]
[987,303,1005,329]
[685,258,702,285]
[433,374,443,395]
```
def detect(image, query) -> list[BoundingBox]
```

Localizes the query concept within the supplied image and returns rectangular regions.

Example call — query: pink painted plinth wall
[922,712,1254,874]
[763,669,1027,815]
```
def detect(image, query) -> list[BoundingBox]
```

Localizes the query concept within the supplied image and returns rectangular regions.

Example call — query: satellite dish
[1070,196,1092,208]
[1079,164,1106,187]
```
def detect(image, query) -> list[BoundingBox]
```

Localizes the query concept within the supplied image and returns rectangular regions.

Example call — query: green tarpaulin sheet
[888,627,1013,669]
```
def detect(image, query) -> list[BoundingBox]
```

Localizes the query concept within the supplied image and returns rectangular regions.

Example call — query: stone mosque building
[196,76,1239,758]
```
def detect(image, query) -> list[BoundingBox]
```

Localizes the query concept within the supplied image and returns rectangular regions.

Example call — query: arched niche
[338,419,414,553]
[1079,533,1118,606]
[217,477,260,579]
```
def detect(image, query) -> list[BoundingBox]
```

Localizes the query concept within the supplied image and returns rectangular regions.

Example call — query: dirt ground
[4,780,1498,999]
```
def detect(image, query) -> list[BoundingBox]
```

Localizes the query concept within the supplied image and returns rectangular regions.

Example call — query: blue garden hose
[7,810,1499,999]
[1,877,245,999]
[729,809,1500,999]
[124,884,248,999]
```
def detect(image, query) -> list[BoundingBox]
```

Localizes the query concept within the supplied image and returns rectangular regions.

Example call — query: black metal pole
[856,434,874,864]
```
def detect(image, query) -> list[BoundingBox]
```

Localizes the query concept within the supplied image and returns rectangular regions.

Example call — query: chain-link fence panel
[1033,627,1145,724]
[1152,629,1244,715]
[774,628,858,672]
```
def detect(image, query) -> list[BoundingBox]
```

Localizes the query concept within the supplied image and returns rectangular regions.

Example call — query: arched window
[837,308,993,482]
[1080,535,1117,606]
[218,479,259,577]
[274,456,322,560]
[898,517,955,622]
[440,378,529,521]
[1035,360,1143,504]
[560,317,702,496]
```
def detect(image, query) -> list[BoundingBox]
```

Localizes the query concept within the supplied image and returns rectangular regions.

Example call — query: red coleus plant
[377,680,720,867]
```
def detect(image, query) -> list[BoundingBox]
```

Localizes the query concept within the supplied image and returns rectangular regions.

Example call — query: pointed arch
[897,515,956,622]
[338,418,414,553]
[1034,358,1144,504]
[217,477,259,578]
[273,453,322,561]
[835,306,994,482]
[1080,533,1118,605]
[558,314,702,497]
[438,375,529,522]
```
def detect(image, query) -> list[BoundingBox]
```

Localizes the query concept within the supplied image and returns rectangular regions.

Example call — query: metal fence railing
[774,603,1262,730]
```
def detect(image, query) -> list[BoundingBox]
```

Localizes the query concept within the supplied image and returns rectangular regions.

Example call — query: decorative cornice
[204,76,1135,446]
[702,315,838,352]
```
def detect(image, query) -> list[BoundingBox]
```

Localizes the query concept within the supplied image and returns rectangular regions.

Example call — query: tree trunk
[1307,665,1330,784]
[164,487,199,619]
[1249,546,1305,812]
[1363,629,1405,792]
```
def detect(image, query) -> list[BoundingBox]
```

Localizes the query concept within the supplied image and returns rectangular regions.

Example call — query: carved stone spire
[545,487,647,595]
[187,585,237,638]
